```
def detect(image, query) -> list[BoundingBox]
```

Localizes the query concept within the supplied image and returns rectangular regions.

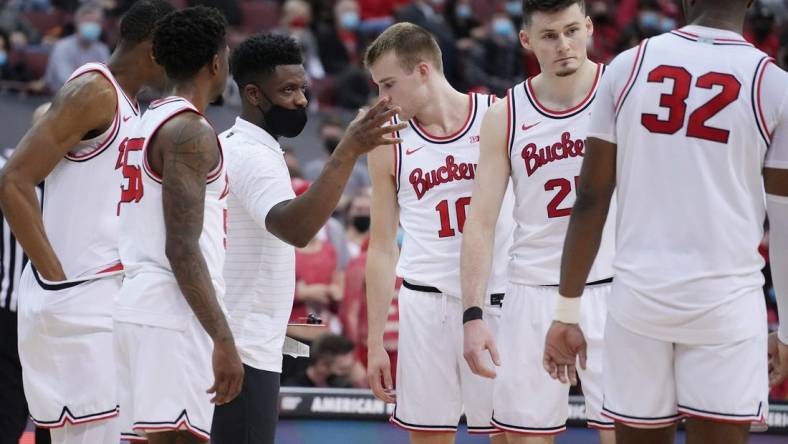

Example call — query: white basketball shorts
[391,283,502,434]
[115,315,214,441]
[602,315,768,428]
[492,282,612,435]
[17,265,121,428]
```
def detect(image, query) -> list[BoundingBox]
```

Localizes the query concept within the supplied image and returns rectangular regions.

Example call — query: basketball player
[542,0,788,443]
[113,7,243,444]
[461,1,614,443]
[365,22,513,443]
[0,2,174,443]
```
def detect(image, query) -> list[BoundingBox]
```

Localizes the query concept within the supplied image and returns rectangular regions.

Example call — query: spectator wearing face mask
[460,11,524,97]
[41,2,109,92]
[318,0,363,76]
[445,0,480,40]
[745,3,780,59]
[345,190,371,259]
[617,0,676,52]
[275,0,325,80]
[586,0,620,63]
[303,117,370,208]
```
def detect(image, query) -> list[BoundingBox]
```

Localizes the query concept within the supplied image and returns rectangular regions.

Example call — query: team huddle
[0,0,787,444]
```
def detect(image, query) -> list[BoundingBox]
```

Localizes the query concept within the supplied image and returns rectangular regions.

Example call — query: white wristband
[553,293,582,324]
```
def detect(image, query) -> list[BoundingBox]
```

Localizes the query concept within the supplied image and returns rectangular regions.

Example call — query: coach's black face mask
[257,86,308,138]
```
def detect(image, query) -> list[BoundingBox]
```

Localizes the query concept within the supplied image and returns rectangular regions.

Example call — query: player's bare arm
[266,97,405,247]
[154,113,243,405]
[765,166,788,386]
[365,143,400,404]
[543,137,616,385]
[0,73,116,280]
[460,100,510,379]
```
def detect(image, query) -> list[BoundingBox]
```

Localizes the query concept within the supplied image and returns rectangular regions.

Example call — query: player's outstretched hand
[338,97,407,158]
[768,332,788,387]
[367,344,396,404]
[208,338,245,405]
[543,321,587,386]
[463,319,500,379]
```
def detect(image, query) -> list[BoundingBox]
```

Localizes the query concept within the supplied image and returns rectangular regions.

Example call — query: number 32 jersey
[588,25,788,343]
[506,62,616,286]
[393,93,514,298]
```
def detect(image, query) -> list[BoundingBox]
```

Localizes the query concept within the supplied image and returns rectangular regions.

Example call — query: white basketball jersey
[115,96,228,329]
[42,62,139,279]
[394,93,514,297]
[506,62,615,286]
[587,25,775,343]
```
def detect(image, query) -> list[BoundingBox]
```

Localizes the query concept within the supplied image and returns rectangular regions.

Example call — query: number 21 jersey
[506,62,616,286]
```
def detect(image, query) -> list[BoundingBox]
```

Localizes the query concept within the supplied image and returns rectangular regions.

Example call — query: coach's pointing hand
[463,319,500,379]
[334,97,407,159]
[543,321,587,386]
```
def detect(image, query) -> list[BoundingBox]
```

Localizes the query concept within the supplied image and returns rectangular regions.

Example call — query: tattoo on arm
[161,116,231,341]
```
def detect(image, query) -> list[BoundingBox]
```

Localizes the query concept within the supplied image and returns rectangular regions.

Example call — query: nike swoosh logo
[522,122,541,132]
[122,115,131,122]
[405,146,424,155]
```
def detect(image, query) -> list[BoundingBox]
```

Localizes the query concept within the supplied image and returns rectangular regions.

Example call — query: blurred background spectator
[282,333,366,388]
[40,1,108,92]
[303,116,370,208]
[344,189,370,259]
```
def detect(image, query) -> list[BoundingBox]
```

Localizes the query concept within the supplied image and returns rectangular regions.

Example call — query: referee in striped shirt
[0,104,49,444]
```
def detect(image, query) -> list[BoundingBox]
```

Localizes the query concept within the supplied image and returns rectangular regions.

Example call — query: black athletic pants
[211,364,280,444]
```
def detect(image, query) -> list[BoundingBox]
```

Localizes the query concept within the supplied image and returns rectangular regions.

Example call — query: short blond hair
[364,22,443,73]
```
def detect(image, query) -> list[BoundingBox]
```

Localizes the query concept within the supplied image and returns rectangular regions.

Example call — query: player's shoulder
[55,70,116,109]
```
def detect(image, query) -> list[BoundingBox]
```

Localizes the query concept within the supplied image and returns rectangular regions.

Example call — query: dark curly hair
[522,0,585,26]
[119,0,175,45]
[230,33,303,89]
[153,6,227,81]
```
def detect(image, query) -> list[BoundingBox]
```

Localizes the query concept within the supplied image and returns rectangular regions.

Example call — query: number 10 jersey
[506,62,616,286]
[393,93,514,298]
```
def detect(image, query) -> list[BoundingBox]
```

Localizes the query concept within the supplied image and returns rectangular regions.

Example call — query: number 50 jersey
[506,62,616,286]
[393,93,514,298]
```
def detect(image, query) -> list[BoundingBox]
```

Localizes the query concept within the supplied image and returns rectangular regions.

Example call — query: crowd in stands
[0,0,785,399]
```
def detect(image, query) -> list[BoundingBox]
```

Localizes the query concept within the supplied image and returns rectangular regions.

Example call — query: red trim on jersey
[63,68,121,161]
[206,136,225,184]
[615,40,646,115]
[600,410,682,427]
[133,423,210,441]
[671,29,753,46]
[755,58,774,143]
[32,408,119,429]
[467,427,499,435]
[526,63,602,117]
[389,416,457,433]
[141,108,199,183]
[392,121,400,190]
[678,411,764,425]
[411,94,474,141]
[149,96,186,109]
[505,88,513,157]
[490,419,566,436]
[99,263,124,273]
